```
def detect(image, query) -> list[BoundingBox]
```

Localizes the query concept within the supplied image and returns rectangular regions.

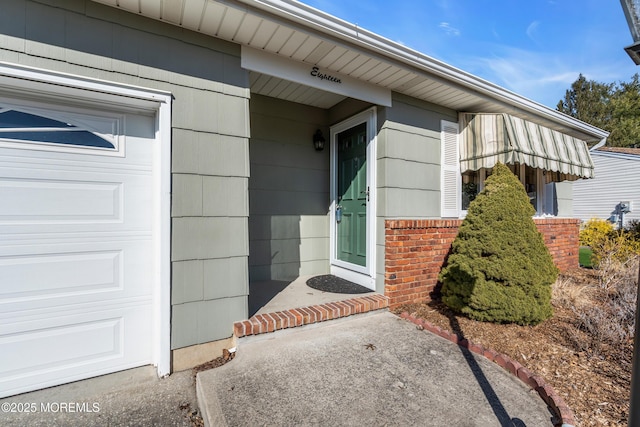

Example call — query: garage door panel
[0,304,153,398]
[0,167,152,232]
[2,318,124,376]
[1,250,121,296]
[0,241,153,313]
[0,178,123,222]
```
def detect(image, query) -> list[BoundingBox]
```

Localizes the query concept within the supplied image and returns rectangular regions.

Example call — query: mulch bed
[396,269,632,426]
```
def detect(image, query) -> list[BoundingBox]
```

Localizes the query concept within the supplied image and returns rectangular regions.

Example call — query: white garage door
[0,103,156,397]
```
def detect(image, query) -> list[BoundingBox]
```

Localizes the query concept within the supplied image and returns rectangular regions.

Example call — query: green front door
[336,123,367,267]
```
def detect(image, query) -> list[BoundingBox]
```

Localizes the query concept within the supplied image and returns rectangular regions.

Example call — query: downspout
[590,137,608,150]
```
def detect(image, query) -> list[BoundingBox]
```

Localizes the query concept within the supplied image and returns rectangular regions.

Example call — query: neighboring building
[0,0,608,397]
[573,147,640,227]
[621,0,640,64]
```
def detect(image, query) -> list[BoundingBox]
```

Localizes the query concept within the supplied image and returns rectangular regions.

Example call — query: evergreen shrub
[439,163,557,325]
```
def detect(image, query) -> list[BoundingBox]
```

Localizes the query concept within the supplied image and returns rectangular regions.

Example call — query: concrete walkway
[250,275,377,317]
[197,311,555,427]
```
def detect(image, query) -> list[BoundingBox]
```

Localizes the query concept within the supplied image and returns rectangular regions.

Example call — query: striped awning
[460,113,594,181]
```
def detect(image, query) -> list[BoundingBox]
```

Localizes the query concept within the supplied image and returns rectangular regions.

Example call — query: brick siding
[384,218,580,310]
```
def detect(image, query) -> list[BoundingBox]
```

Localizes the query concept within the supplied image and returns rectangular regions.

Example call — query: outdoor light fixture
[313,129,325,151]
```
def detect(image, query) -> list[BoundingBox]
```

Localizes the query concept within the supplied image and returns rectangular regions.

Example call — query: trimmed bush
[439,163,557,325]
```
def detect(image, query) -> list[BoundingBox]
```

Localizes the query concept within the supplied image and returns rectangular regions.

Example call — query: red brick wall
[384,218,580,310]
[534,218,580,273]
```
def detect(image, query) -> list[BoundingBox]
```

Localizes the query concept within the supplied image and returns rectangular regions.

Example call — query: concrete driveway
[197,311,555,427]
[0,365,199,427]
[0,310,556,427]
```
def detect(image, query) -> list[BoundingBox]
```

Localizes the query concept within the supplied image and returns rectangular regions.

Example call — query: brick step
[233,294,389,338]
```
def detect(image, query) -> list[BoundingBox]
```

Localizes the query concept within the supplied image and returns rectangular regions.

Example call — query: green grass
[579,246,593,268]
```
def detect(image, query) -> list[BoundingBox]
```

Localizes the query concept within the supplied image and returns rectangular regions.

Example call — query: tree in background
[556,73,614,128]
[611,75,640,148]
[439,163,557,326]
[557,74,640,148]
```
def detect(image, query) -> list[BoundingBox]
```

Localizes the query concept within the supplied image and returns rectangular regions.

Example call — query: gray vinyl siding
[374,93,457,291]
[0,0,251,349]
[573,152,640,226]
[248,95,331,282]
[376,94,457,219]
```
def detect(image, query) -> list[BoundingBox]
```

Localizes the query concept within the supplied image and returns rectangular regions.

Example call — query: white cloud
[452,46,633,108]
[439,22,461,36]
[526,21,540,41]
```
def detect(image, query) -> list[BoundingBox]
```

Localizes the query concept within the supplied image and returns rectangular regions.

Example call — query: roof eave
[235,0,609,141]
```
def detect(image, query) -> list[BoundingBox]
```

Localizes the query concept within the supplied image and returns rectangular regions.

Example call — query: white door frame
[0,62,172,378]
[329,107,377,290]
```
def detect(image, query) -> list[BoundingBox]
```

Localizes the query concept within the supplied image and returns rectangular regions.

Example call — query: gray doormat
[306,275,371,294]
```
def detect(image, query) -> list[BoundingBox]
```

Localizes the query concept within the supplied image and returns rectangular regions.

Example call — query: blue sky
[298,0,639,109]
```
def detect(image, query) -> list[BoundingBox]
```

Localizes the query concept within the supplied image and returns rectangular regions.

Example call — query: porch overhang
[460,113,595,181]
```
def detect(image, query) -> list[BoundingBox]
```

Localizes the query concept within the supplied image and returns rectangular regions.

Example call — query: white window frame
[459,164,555,217]
[460,168,487,216]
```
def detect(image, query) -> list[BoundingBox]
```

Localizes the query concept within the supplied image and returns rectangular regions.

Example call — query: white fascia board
[242,46,391,106]
[233,0,609,141]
